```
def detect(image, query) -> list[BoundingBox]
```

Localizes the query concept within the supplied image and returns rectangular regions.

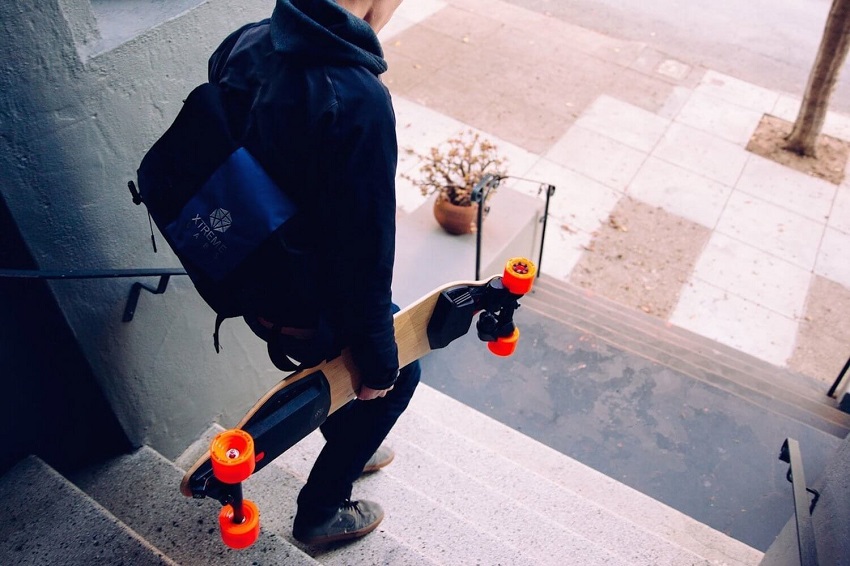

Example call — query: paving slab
[674,92,765,146]
[653,122,750,186]
[694,71,780,114]
[574,95,670,153]
[626,156,733,228]
[816,227,850,290]
[735,154,837,223]
[690,232,811,319]
[519,157,621,234]
[545,125,648,191]
[671,280,800,367]
[715,191,824,271]
[829,184,850,234]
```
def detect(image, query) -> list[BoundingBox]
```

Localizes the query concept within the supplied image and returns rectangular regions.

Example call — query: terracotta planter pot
[433,196,477,235]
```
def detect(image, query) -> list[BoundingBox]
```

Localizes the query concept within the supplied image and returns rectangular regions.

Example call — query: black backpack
[128,83,317,353]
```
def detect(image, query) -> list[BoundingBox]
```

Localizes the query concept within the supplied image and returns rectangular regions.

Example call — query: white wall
[0,0,280,458]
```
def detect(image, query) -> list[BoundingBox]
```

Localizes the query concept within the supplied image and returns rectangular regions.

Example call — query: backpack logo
[189,211,229,259]
[210,208,232,233]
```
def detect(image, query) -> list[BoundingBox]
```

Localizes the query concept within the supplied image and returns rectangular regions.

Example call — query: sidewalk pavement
[380,0,850,392]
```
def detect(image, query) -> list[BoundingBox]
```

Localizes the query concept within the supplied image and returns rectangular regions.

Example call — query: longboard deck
[180,276,494,499]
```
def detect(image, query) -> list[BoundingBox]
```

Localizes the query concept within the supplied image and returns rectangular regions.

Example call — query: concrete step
[277,429,629,566]
[394,405,711,565]
[405,385,765,566]
[275,385,763,565]
[0,455,176,566]
[524,275,850,437]
[525,275,830,402]
[279,432,628,566]
[69,446,318,565]
[176,424,438,566]
[188,424,574,565]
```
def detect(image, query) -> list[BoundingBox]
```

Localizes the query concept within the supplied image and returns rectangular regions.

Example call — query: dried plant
[403,130,507,206]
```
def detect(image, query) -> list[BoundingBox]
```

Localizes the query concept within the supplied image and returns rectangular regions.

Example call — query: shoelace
[341,499,363,515]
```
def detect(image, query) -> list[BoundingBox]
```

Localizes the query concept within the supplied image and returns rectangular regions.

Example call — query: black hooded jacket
[208,0,399,389]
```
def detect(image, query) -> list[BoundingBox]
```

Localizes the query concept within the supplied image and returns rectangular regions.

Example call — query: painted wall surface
[0,0,282,459]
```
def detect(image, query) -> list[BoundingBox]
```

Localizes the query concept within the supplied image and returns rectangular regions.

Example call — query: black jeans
[243,306,421,521]
[296,356,421,520]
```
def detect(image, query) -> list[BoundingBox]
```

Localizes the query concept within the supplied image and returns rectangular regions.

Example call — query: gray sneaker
[292,499,384,545]
[362,445,395,474]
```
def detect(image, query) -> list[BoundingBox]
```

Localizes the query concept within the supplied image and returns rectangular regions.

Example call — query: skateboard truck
[208,429,261,549]
[183,372,331,548]
[427,258,536,356]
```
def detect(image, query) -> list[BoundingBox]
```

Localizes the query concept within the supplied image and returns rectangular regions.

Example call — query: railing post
[537,184,556,279]
[827,355,850,399]
[471,174,499,281]
[471,175,555,282]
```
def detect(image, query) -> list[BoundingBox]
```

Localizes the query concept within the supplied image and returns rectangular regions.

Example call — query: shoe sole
[362,451,395,474]
[294,515,384,545]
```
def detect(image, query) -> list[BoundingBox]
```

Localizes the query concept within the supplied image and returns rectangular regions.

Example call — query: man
[207,0,417,545]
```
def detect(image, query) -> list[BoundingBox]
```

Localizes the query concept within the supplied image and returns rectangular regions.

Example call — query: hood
[270,0,388,75]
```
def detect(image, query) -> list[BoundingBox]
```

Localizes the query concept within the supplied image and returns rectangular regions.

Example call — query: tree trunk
[784,0,850,157]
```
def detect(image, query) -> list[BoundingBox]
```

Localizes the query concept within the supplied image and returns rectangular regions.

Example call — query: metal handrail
[779,438,820,566]
[471,174,556,280]
[0,267,187,322]
[0,268,186,280]
[827,355,850,399]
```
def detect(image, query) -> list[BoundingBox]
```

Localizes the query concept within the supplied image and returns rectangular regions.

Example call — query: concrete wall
[0,194,131,475]
[0,0,280,459]
[760,433,850,565]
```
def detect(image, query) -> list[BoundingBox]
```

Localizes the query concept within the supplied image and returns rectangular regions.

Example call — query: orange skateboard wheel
[219,499,260,549]
[502,258,536,295]
[210,429,256,484]
[488,327,520,356]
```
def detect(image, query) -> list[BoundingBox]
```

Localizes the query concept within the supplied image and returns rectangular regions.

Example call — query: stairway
[416,274,850,552]
[522,275,850,438]
[0,379,762,566]
[0,456,175,566]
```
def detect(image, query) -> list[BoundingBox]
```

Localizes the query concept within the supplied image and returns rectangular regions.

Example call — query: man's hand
[357,385,394,401]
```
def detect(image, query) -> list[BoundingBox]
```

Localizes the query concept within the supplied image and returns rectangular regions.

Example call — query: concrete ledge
[88,0,206,56]
[393,187,542,307]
